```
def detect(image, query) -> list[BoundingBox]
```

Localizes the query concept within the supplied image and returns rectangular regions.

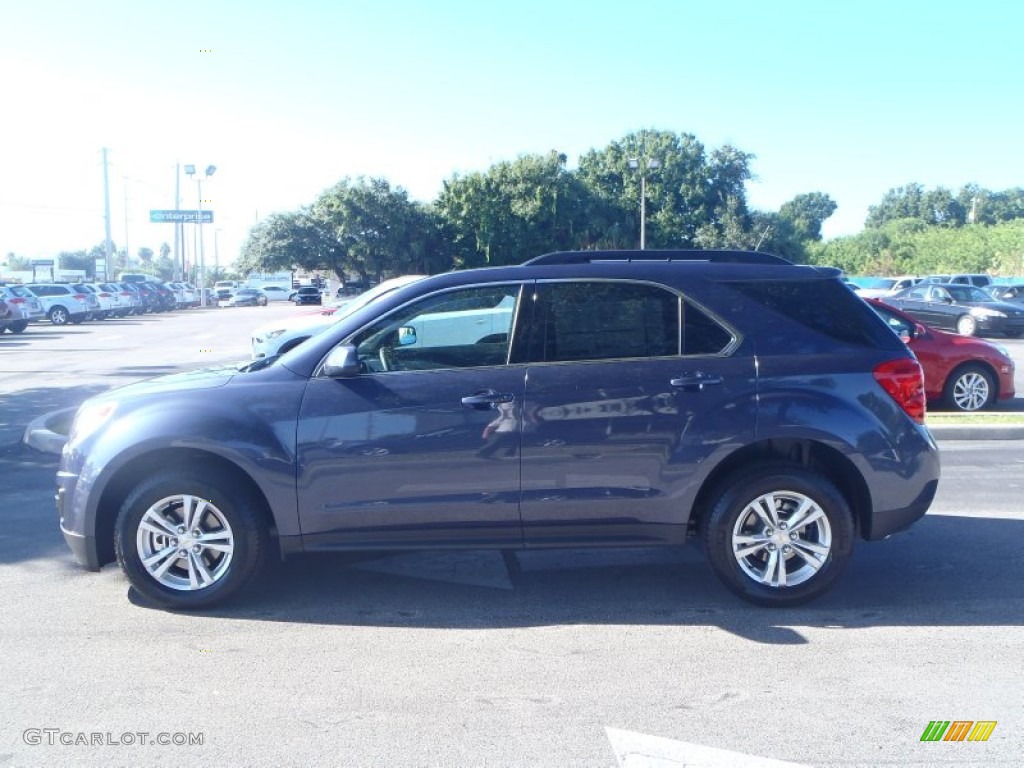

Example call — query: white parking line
[606,729,811,768]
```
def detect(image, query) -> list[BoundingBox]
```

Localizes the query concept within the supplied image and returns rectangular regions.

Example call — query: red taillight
[98,292,111,298]
[8,297,25,305]
[73,293,87,300]
[873,358,926,424]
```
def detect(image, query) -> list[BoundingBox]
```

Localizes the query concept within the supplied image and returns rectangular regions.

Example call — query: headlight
[264,329,286,340]
[67,401,117,446]
[971,308,1006,318]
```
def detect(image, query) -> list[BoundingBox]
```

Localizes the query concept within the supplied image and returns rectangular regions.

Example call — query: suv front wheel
[703,466,854,607]
[114,469,268,610]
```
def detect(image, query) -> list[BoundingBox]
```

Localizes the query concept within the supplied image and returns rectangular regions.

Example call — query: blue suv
[57,251,939,609]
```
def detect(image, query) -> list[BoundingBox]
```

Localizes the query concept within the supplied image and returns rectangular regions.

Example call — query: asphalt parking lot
[1,308,1022,766]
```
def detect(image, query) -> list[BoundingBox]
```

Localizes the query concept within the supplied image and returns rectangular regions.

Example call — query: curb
[926,423,1024,441]
[21,407,1024,456]
[23,407,76,455]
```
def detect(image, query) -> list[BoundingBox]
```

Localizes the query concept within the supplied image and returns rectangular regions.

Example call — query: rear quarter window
[726,279,901,354]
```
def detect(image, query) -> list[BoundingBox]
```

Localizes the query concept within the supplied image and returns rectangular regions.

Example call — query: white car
[79,283,122,318]
[251,275,425,358]
[24,284,93,325]
[856,276,923,299]
[257,285,296,302]
[167,281,198,308]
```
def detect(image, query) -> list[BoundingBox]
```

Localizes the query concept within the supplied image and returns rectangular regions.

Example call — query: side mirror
[322,344,361,378]
[914,323,927,339]
[398,326,417,346]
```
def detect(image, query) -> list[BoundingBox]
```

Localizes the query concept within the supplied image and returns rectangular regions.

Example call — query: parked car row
[251,275,425,358]
[883,282,1024,338]
[0,280,205,331]
[855,273,1007,300]
[214,282,298,306]
[865,299,1015,411]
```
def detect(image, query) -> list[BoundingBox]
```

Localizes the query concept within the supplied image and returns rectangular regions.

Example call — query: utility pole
[123,178,130,271]
[174,163,182,280]
[102,148,114,279]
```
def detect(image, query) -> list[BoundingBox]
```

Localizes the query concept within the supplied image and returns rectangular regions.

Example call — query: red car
[868,299,1016,411]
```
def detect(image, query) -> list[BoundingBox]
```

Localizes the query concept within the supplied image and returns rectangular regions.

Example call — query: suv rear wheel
[703,466,854,607]
[48,306,69,325]
[114,469,268,609]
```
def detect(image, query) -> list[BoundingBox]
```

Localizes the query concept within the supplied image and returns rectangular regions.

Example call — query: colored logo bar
[921,721,997,742]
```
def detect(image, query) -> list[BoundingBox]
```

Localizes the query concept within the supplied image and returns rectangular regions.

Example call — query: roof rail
[522,249,792,266]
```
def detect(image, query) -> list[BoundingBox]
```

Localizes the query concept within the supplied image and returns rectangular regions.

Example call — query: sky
[1,0,1021,270]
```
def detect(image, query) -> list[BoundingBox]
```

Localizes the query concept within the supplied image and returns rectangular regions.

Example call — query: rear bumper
[864,478,939,540]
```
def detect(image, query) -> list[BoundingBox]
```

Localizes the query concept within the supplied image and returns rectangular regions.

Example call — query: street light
[627,157,660,249]
[185,164,217,306]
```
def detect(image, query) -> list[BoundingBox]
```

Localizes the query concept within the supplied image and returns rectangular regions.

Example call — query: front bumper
[56,478,102,570]
[976,316,1024,335]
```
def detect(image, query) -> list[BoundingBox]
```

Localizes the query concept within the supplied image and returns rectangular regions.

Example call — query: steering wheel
[378,346,394,371]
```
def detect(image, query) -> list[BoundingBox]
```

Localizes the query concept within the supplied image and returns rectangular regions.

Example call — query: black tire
[702,465,854,607]
[943,364,996,412]
[114,468,269,609]
[8,320,28,334]
[956,314,978,336]
[48,306,69,325]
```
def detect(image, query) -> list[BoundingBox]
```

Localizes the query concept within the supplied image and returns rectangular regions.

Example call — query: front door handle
[461,389,515,410]
[670,372,724,392]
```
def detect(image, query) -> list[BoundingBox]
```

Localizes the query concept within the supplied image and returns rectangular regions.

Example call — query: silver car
[78,283,121,319]
[24,284,93,325]
[0,283,46,332]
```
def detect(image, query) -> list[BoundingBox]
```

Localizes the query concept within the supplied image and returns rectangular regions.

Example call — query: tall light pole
[214,228,222,280]
[102,148,114,279]
[185,164,216,306]
[627,157,660,249]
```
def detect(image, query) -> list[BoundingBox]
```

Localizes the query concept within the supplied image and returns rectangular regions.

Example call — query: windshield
[325,275,427,327]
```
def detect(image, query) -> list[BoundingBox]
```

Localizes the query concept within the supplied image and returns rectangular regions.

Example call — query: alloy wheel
[730,490,833,588]
[135,494,235,591]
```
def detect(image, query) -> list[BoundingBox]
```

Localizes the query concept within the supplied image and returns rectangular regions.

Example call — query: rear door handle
[461,389,515,410]
[670,372,724,392]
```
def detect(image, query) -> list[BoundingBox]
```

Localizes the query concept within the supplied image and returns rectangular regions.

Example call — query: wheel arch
[691,438,871,540]
[94,448,277,567]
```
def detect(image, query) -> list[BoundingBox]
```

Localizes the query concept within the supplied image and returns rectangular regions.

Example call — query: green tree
[5,253,31,270]
[138,247,154,265]
[312,177,427,281]
[237,210,324,275]
[436,151,591,267]
[576,129,754,249]
[808,218,1024,276]
[779,192,837,241]
[58,249,93,277]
